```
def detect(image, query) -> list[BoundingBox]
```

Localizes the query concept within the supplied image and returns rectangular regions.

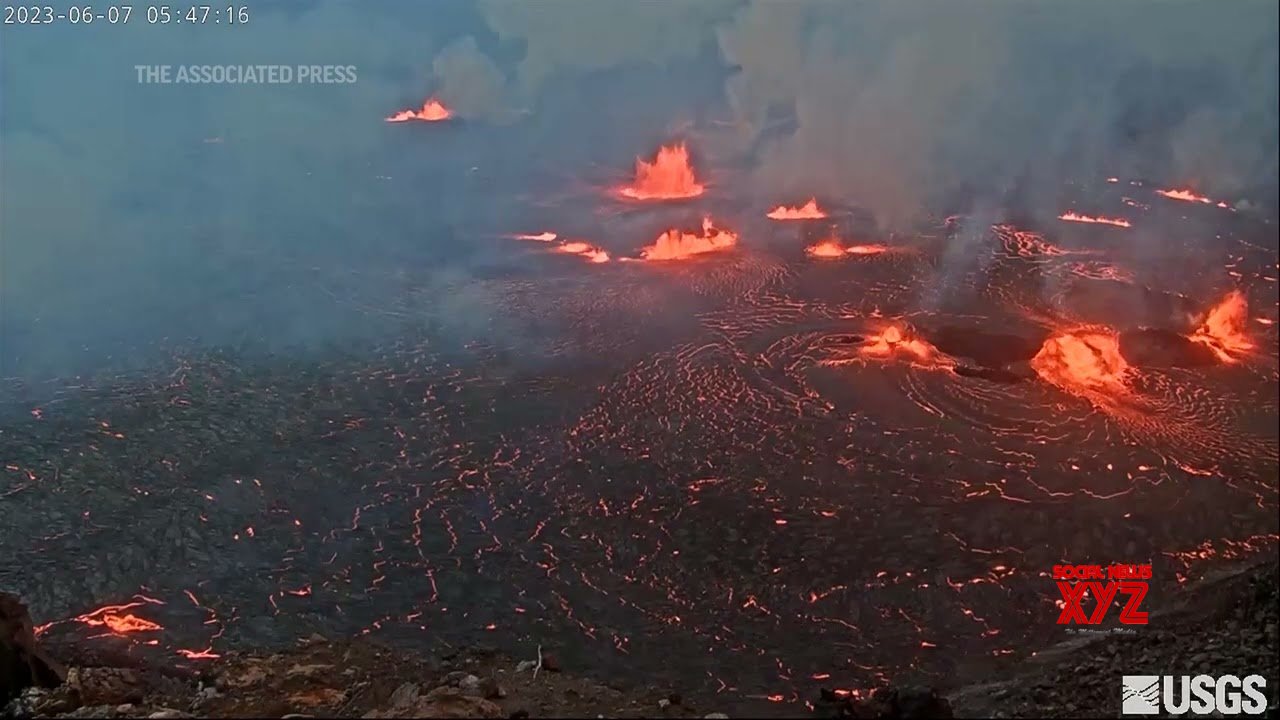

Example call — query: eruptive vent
[1189,290,1253,363]
[1058,212,1132,228]
[1031,330,1129,395]
[805,239,891,258]
[767,199,827,220]
[806,239,848,258]
[858,325,949,368]
[641,217,737,261]
[616,143,705,201]
[386,98,452,123]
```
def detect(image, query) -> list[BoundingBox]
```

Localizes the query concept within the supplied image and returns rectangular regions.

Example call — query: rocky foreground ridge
[4,558,1276,718]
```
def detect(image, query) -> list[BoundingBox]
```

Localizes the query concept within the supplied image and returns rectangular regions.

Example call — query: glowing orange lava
[71,600,165,636]
[556,241,611,263]
[617,143,705,200]
[511,232,558,242]
[1058,212,1131,228]
[1157,188,1212,204]
[805,239,890,258]
[859,324,948,368]
[641,217,737,261]
[1031,330,1128,394]
[845,244,890,256]
[1189,290,1253,363]
[806,239,848,258]
[386,98,452,123]
[767,198,827,220]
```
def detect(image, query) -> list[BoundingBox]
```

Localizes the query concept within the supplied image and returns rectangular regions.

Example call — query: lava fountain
[767,199,827,220]
[386,98,453,123]
[616,143,705,201]
[1031,329,1129,395]
[641,217,737,261]
[1189,290,1253,363]
[806,239,849,258]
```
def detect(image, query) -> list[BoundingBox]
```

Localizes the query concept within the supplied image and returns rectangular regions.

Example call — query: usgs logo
[1122,674,1269,715]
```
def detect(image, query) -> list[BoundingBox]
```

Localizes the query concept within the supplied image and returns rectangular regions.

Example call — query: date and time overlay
[5,4,249,25]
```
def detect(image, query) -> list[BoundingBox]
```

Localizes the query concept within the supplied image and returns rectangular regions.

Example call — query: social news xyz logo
[1122,675,1268,715]
[1053,563,1151,625]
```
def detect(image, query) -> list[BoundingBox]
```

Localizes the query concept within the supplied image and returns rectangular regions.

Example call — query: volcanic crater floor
[2,198,1278,715]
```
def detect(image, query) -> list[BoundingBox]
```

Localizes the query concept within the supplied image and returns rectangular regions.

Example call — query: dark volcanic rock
[1,593,66,703]
[840,686,954,719]
[928,326,1044,368]
[1119,328,1219,368]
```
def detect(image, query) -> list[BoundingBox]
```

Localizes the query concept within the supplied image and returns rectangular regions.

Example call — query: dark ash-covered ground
[2,182,1278,718]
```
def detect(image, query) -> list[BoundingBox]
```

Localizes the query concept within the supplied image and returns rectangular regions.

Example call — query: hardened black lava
[2,183,1277,714]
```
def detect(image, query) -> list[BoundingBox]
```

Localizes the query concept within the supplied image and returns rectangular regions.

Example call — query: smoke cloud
[432,36,509,120]
[1,0,1275,384]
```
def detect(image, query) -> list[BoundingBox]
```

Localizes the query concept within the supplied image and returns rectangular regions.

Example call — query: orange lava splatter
[767,198,827,220]
[386,98,452,123]
[617,143,705,200]
[1058,212,1131,228]
[641,217,737,261]
[511,232,558,242]
[1031,329,1128,394]
[1189,290,1253,363]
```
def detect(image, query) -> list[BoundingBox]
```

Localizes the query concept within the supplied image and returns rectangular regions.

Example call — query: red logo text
[1052,564,1151,625]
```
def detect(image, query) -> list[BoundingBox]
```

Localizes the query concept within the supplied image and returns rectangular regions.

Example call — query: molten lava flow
[386,98,452,123]
[512,232,558,242]
[1189,290,1253,363]
[1058,212,1131,228]
[1157,188,1212,204]
[1031,330,1129,394]
[641,217,737,260]
[556,241,611,264]
[767,198,827,220]
[845,244,890,256]
[806,239,848,258]
[617,143,705,200]
[71,600,165,636]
